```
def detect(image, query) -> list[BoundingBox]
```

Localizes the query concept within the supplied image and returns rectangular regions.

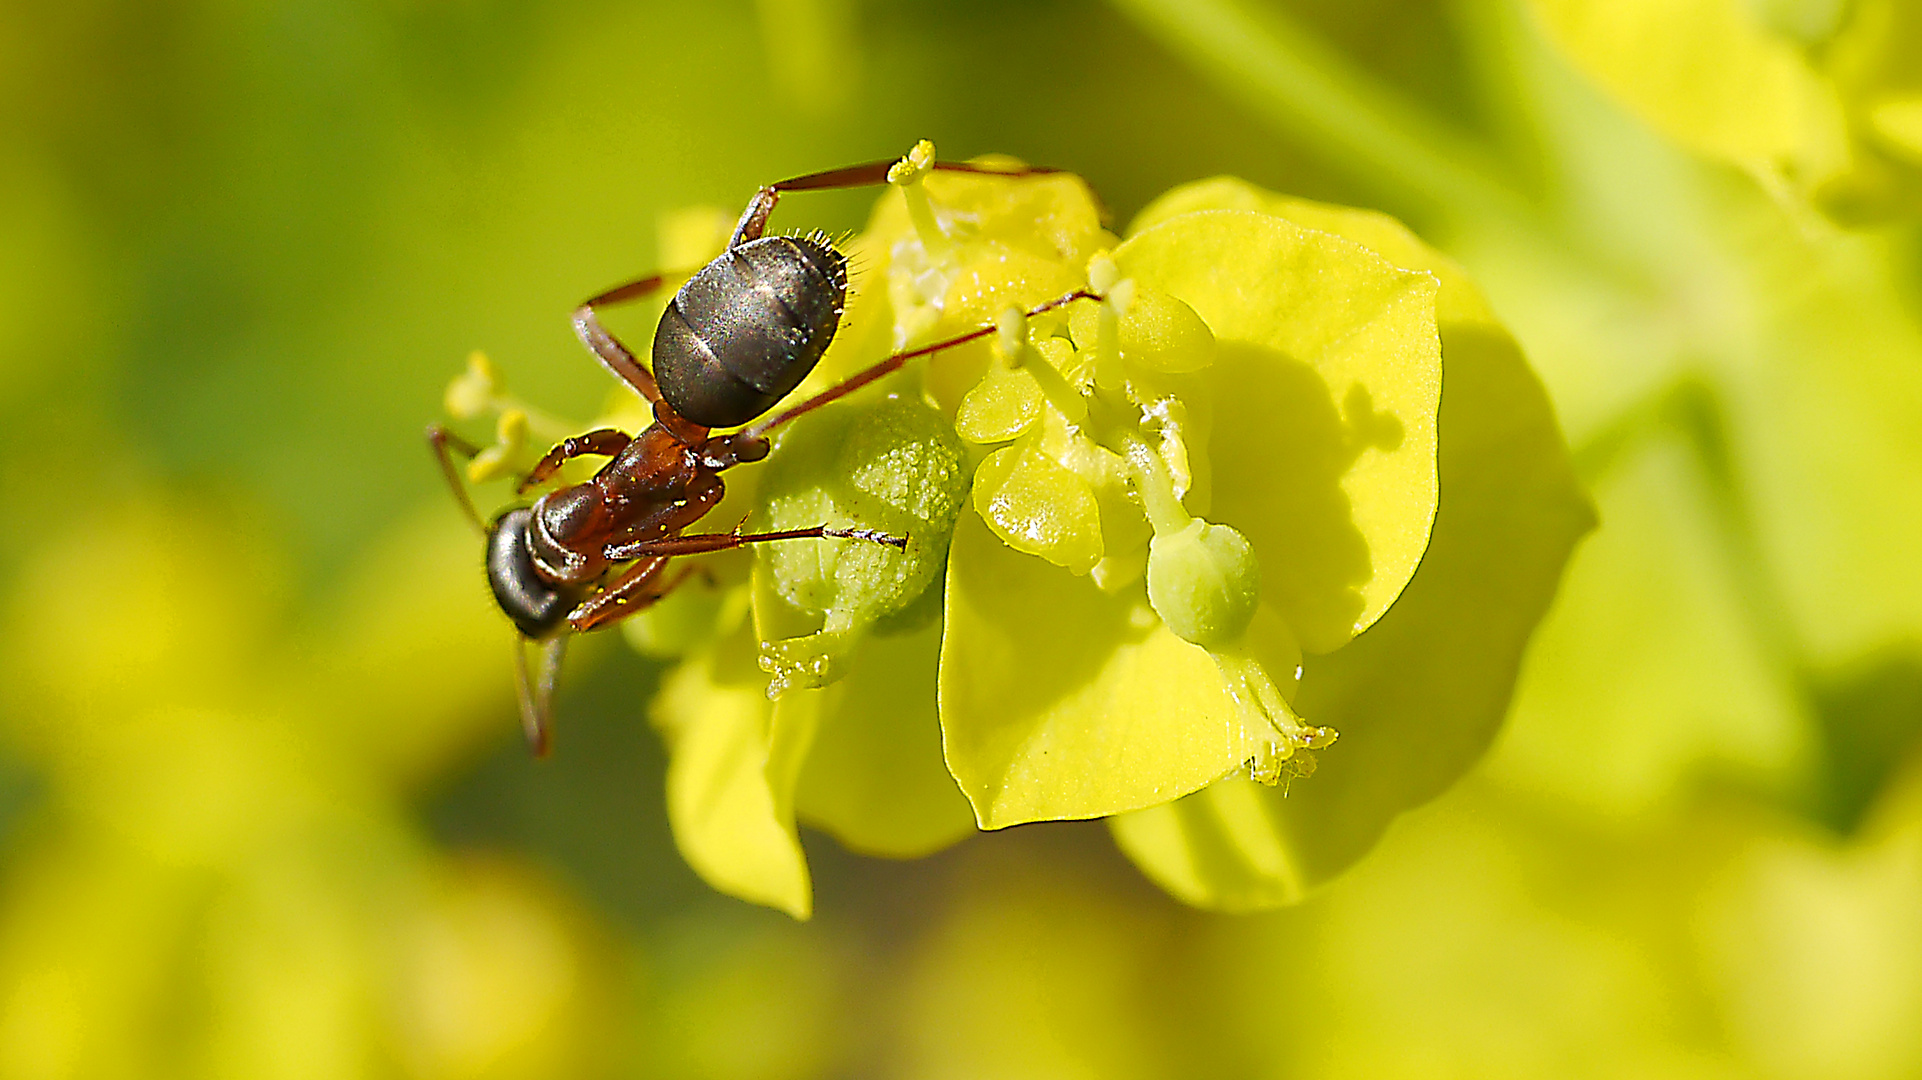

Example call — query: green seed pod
[751,394,969,628]
[1146,519,1261,648]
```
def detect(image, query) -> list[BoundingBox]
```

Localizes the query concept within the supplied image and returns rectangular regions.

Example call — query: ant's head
[486,507,588,639]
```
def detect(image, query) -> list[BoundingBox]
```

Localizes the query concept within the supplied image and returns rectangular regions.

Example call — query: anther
[889,139,949,252]
[441,353,575,447]
[886,138,937,185]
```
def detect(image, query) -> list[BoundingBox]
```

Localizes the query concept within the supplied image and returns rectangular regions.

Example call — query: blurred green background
[5,0,1922,1075]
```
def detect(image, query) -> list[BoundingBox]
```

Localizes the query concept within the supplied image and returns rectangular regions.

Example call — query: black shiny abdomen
[487,508,590,639]
[653,235,848,428]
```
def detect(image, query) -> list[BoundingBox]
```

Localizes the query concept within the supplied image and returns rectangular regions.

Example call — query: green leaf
[1111,181,1593,904]
[1870,96,1922,163]
[1487,437,1810,818]
[1807,0,1922,218]
[1695,796,1922,1076]
[1728,162,1922,659]
[1518,0,1922,220]
[1487,214,1922,820]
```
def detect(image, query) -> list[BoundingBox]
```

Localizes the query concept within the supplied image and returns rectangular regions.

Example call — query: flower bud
[1146,519,1260,648]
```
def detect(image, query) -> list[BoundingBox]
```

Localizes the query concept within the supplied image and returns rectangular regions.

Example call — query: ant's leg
[730,160,893,245]
[517,428,633,494]
[729,156,1075,245]
[569,522,908,638]
[512,634,568,757]
[566,558,714,634]
[572,273,671,406]
[577,527,903,631]
[427,424,488,535]
[739,288,1103,441]
[603,525,906,564]
[600,474,727,557]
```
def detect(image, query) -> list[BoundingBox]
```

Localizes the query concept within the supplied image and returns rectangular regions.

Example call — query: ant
[430,149,1101,754]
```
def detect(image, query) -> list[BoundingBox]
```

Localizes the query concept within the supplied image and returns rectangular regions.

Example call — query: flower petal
[789,619,978,858]
[652,615,812,919]
[1115,206,1443,653]
[1113,182,1593,904]
[940,513,1263,828]
[1107,776,1308,910]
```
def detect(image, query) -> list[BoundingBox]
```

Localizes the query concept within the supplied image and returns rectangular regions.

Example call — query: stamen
[441,351,577,446]
[888,139,949,252]
[445,351,499,419]
[1121,434,1191,537]
[1086,254,1128,392]
[995,305,1088,425]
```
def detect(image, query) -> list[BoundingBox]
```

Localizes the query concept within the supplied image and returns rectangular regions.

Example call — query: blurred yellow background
[4,0,1922,1075]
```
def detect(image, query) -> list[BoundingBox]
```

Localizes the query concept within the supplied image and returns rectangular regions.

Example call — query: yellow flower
[474,145,1588,916]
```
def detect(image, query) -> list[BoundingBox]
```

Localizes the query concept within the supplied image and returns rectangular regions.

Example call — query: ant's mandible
[429,148,1101,755]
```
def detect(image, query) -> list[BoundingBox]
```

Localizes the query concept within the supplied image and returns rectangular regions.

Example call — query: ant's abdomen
[653,234,848,429]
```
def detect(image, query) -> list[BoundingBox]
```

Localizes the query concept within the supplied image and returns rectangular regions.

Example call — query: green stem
[901,181,949,252]
[1121,434,1192,536]
[1107,0,1529,227]
[1022,347,1089,426]
[1571,373,1805,681]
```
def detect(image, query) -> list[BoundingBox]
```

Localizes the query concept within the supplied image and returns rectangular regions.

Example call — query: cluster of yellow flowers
[449,142,1590,916]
